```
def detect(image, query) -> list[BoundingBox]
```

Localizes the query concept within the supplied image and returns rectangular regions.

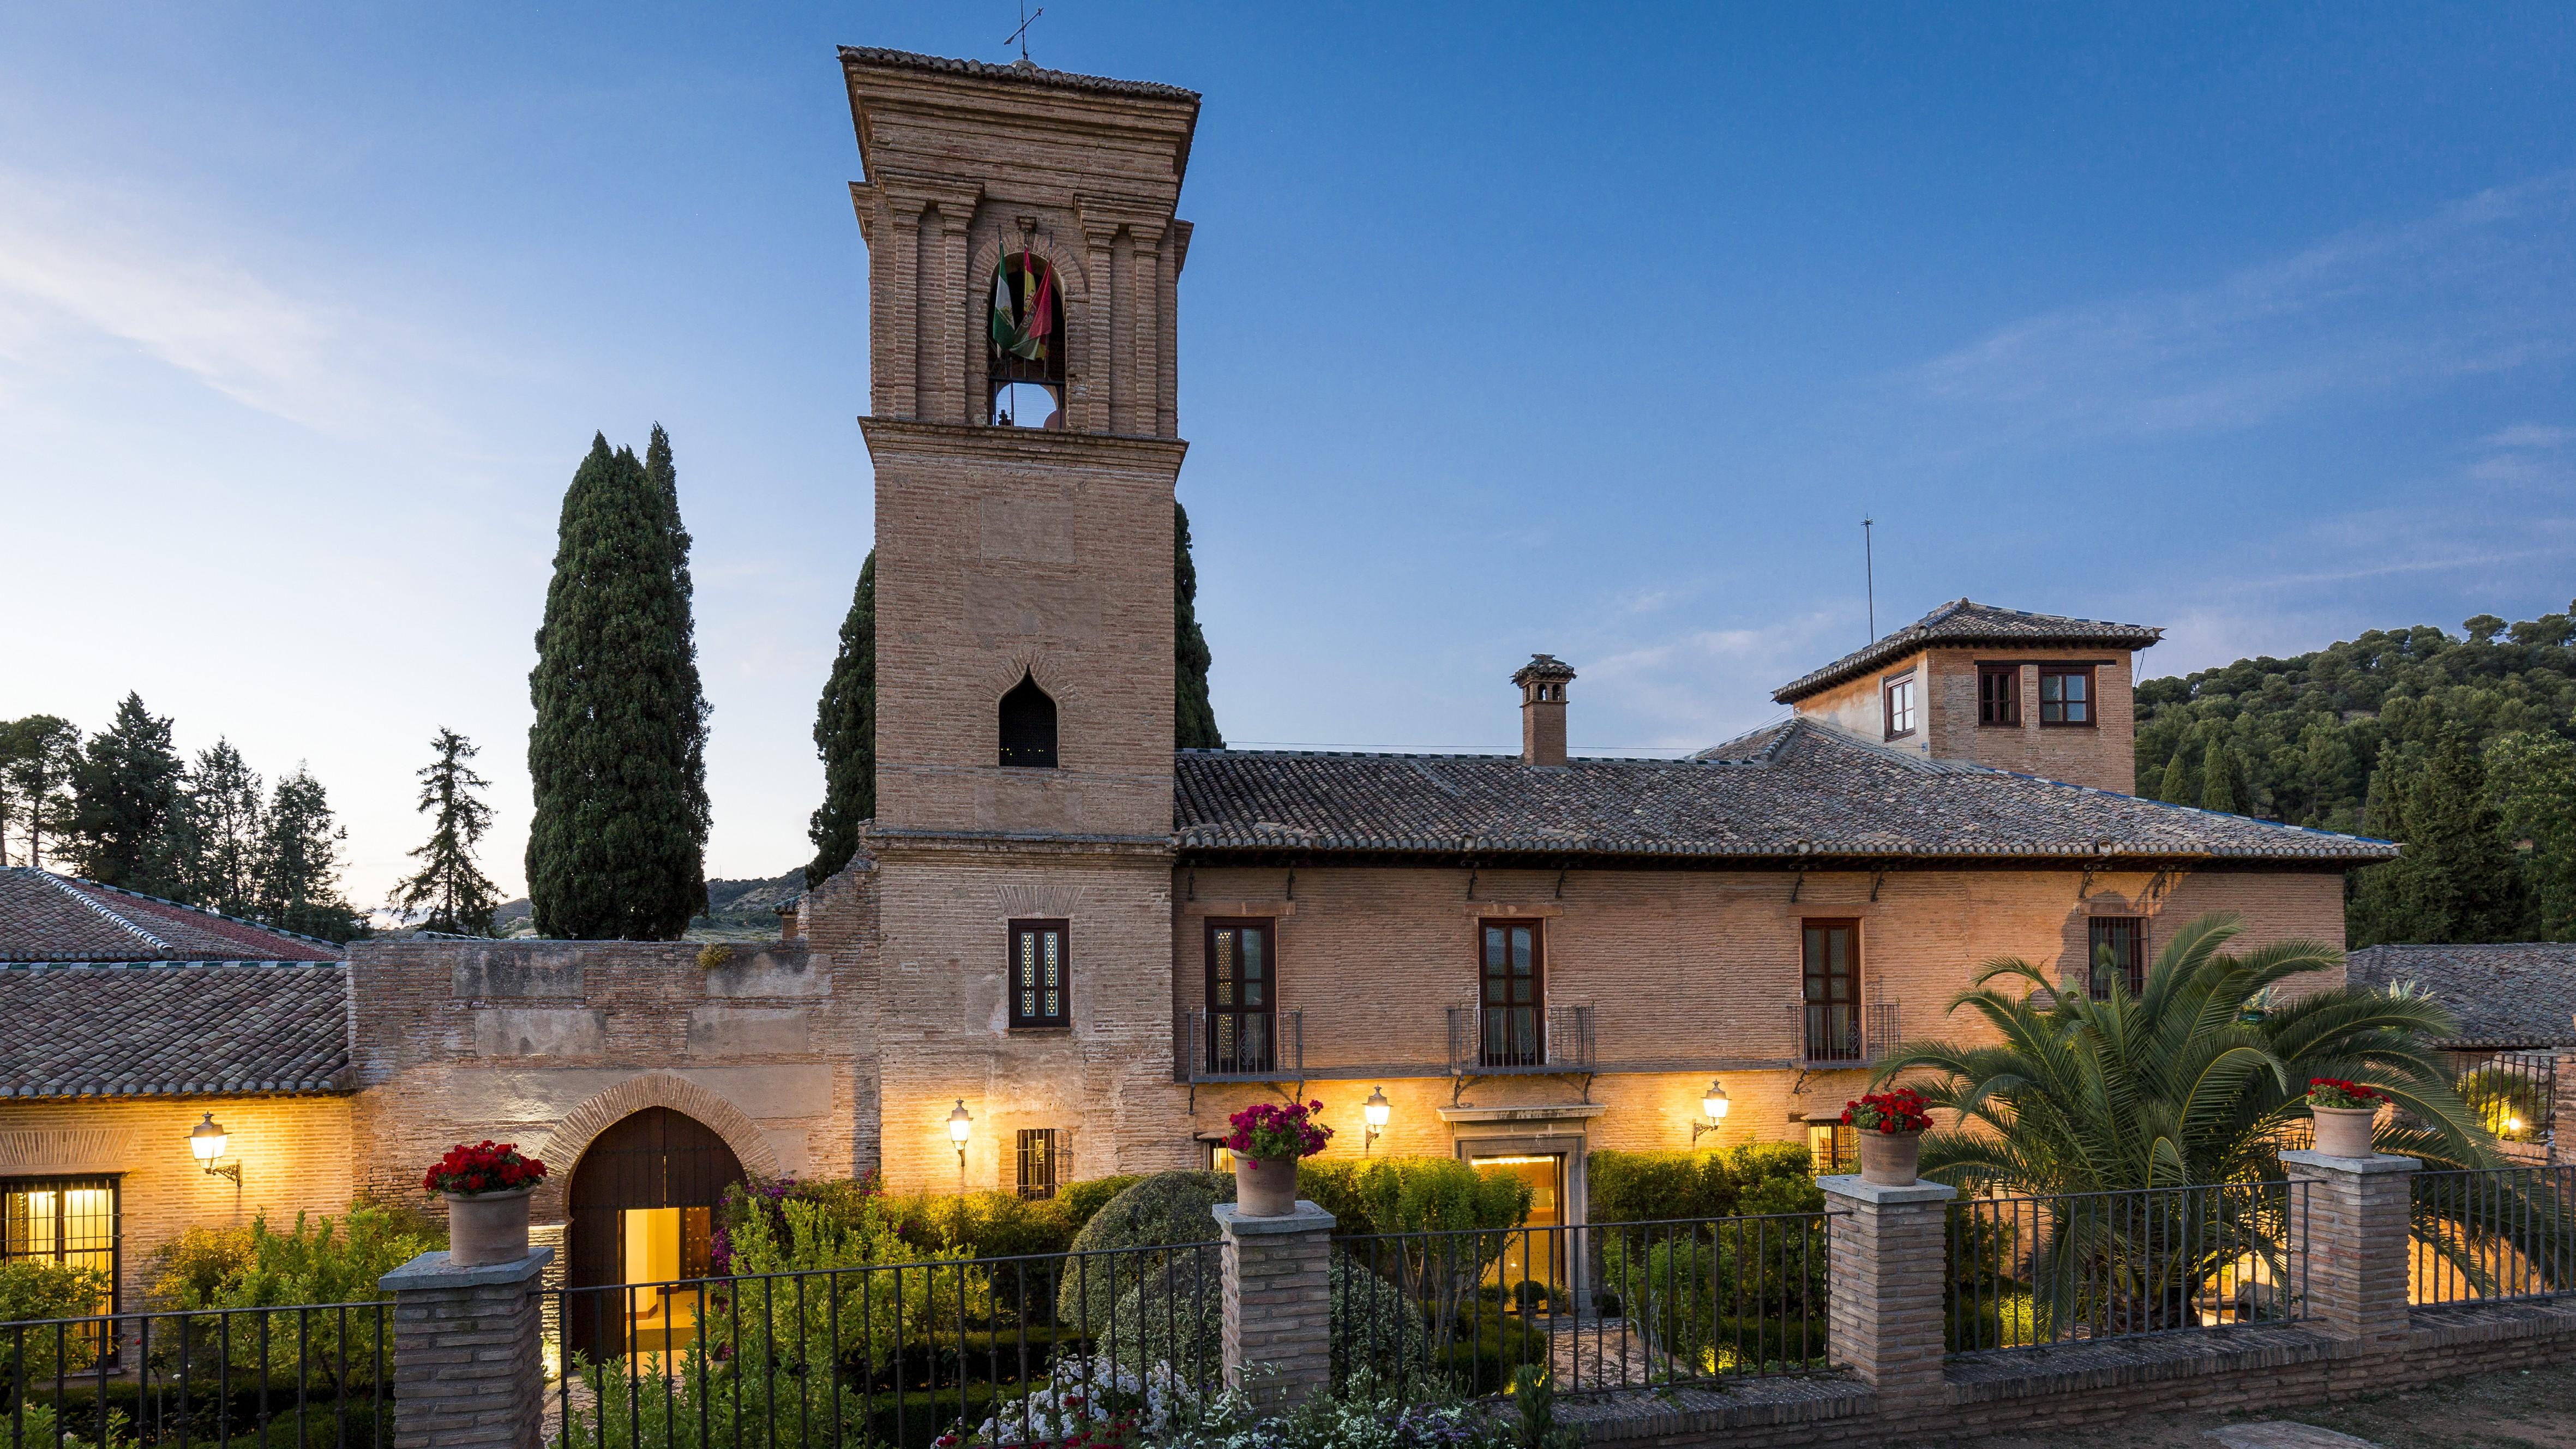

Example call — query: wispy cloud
[0,169,454,437]
[1581,608,1848,747]
[1911,172,2576,443]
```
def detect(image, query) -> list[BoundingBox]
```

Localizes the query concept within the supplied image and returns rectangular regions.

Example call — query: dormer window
[988,250,1066,429]
[999,671,1059,768]
[1883,673,1918,740]
[2039,665,2093,726]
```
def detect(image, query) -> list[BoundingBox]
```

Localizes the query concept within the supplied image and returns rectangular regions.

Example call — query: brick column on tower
[2281,1149,2419,1351]
[1820,1175,1956,1395]
[379,1247,552,1449]
[1212,1200,1335,1407]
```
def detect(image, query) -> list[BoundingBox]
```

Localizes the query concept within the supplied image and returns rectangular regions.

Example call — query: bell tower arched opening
[563,1107,746,1365]
[987,250,1066,429]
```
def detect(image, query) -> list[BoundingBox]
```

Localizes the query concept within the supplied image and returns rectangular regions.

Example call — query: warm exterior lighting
[1362,1087,1391,1153]
[947,1100,972,1179]
[2506,1116,2525,1133]
[1691,1079,1731,1146]
[190,1113,241,1184]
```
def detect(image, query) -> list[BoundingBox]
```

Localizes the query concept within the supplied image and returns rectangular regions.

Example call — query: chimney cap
[1512,653,1577,687]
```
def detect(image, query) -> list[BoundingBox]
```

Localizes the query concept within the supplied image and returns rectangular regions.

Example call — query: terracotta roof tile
[0,869,343,963]
[1774,599,2163,704]
[838,46,1200,104]
[0,960,350,1098]
[2345,944,2576,1048]
[1173,720,2395,865]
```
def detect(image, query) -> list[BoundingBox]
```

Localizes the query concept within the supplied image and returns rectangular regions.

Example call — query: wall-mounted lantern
[1690,1079,1731,1146]
[1362,1087,1391,1155]
[190,1112,242,1184]
[947,1100,973,1179]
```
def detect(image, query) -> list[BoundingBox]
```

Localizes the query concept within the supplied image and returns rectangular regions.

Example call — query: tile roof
[1774,599,2164,704]
[2345,944,2576,1049]
[1172,719,2396,865]
[0,868,344,963]
[0,960,350,1098]
[838,46,1201,104]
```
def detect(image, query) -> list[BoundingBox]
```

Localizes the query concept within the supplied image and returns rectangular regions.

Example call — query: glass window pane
[1484,926,1506,967]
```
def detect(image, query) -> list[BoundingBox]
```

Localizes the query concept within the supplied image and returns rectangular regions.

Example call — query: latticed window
[3,1176,118,1358]
[1480,921,1544,1067]
[1204,920,1274,1073]
[2089,917,2146,999]
[1016,1129,1060,1200]
[1803,919,1862,1061]
[1010,921,1068,1029]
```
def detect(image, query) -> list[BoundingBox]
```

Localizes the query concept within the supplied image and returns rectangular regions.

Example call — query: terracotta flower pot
[1232,1152,1299,1217]
[1858,1127,1924,1187]
[443,1185,536,1266]
[2310,1104,2378,1159]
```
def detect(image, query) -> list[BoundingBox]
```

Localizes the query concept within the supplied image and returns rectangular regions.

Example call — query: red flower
[423,1140,548,1197]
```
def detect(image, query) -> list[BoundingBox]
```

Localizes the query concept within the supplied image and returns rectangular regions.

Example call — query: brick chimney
[1513,654,1577,767]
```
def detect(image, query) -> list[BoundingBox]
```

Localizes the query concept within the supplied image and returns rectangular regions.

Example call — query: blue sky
[3,3,2573,905]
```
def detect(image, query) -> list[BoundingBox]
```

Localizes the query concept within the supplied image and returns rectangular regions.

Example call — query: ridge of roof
[32,869,169,953]
[0,867,346,961]
[837,46,1201,104]
[1773,599,2164,704]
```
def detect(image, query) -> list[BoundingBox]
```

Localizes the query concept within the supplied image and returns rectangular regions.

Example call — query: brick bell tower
[840,47,1198,1191]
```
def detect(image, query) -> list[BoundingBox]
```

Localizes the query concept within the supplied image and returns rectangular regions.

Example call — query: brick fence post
[2281,1149,2417,1352]
[1212,1201,1335,1408]
[1819,1175,1955,1396]
[380,1247,553,1449]
[2554,1052,2575,1169]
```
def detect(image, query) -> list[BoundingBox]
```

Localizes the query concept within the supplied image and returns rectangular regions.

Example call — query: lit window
[1017,1128,1060,1200]
[1009,920,1068,1029]
[1884,674,1918,739]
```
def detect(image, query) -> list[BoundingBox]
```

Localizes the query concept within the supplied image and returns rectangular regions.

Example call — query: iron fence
[1,1300,391,1448]
[1444,1003,1594,1077]
[2450,1052,2557,1161]
[551,1241,1221,1449]
[1944,1180,2309,1353]
[1334,1213,1832,1398]
[1184,1008,1302,1083]
[2408,1164,2576,1308]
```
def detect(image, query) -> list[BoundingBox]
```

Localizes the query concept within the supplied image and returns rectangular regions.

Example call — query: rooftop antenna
[1863,516,1876,642]
[1006,2,1044,62]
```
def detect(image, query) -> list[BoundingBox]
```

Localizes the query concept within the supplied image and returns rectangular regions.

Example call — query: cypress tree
[392,728,502,936]
[66,693,185,893]
[806,552,877,888]
[2156,744,2194,804]
[2199,737,2243,815]
[2352,738,2531,943]
[646,424,715,858]
[526,433,710,939]
[1175,501,1222,749]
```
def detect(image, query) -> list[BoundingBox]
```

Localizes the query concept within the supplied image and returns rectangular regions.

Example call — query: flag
[990,261,1019,354]
[1021,253,1055,364]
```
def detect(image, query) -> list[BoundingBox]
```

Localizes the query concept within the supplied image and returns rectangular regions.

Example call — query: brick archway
[526,1072,781,1222]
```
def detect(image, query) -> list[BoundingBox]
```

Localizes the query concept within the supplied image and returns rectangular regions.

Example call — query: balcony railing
[1184,1007,1303,1083]
[1447,1002,1594,1076]
[1797,1000,1895,1064]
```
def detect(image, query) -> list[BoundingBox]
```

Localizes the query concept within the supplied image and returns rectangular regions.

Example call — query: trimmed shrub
[1054,1171,1233,1331]
[1589,1140,1817,1224]
[1296,1156,1532,1238]
[1098,1251,1428,1383]
[1055,1174,1145,1236]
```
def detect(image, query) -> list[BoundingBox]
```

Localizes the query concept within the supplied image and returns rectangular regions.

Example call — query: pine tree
[66,693,185,893]
[2488,731,2576,940]
[806,552,876,888]
[526,433,710,939]
[1175,501,1222,749]
[2350,737,2532,945]
[257,766,364,942]
[1,716,81,870]
[173,739,266,917]
[392,729,502,936]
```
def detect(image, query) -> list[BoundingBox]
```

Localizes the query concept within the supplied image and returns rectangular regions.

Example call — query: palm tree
[1875,913,2547,1343]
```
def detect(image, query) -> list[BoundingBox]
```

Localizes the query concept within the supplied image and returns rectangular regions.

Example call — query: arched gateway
[563,1108,746,1363]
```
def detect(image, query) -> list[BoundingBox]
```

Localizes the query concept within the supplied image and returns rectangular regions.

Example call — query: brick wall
[347,938,866,1223]
[1787,646,2139,793]
[0,1095,352,1315]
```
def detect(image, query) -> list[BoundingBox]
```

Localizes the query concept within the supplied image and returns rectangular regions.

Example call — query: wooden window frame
[2,1174,121,1362]
[1478,919,1547,1067]
[1203,918,1277,1074]
[1977,663,2022,727]
[1882,672,1919,740]
[1015,1128,1060,1201]
[2088,917,2147,1000]
[1801,918,1863,1063]
[1008,919,1070,1030]
[2037,663,2096,729]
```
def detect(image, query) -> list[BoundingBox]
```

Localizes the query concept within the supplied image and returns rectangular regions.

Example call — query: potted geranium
[2305,1078,2382,1158]
[1844,1087,1935,1187]
[424,1140,548,1266]
[1226,1099,1331,1217]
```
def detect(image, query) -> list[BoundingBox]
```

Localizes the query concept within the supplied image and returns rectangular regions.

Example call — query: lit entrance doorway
[565,1108,746,1366]
[1471,1152,1565,1314]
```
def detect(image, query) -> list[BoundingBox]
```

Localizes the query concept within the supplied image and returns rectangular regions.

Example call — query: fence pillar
[2554,1052,2575,1169]
[380,1247,553,1449]
[1820,1175,1955,1394]
[2281,1150,2417,1351]
[1213,1201,1336,1407]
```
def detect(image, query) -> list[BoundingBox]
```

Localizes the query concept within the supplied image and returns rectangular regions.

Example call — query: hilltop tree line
[2134,602,2576,945]
[0,696,364,941]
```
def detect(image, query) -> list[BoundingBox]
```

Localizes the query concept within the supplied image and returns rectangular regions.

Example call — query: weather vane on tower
[1005,2,1044,64]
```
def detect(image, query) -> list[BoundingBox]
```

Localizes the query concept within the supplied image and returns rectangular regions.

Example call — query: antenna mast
[1863,516,1876,641]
